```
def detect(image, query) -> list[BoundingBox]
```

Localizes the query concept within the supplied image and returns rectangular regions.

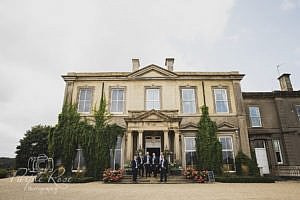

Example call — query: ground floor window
[219,136,235,171]
[273,139,283,164]
[184,137,196,167]
[110,136,122,170]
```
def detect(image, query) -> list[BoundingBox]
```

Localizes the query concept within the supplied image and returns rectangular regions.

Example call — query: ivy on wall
[48,92,124,178]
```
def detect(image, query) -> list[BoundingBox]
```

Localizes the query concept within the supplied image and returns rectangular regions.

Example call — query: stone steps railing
[273,166,300,177]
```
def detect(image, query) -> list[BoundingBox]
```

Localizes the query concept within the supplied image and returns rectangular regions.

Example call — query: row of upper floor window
[248,105,300,128]
[76,86,231,114]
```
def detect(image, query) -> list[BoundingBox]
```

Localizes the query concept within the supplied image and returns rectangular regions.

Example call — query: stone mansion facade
[62,58,300,175]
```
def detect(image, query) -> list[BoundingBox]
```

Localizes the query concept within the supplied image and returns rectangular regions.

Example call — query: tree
[196,106,222,175]
[16,125,52,168]
[91,87,124,177]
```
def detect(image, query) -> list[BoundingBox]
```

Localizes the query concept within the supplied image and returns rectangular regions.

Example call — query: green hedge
[215,176,275,183]
[34,174,95,183]
[0,168,8,178]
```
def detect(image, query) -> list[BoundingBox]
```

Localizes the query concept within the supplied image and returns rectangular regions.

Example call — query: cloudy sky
[0,0,300,157]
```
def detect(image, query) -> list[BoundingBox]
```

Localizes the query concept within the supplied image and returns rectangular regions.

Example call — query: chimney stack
[165,58,174,71]
[278,73,293,91]
[132,58,140,72]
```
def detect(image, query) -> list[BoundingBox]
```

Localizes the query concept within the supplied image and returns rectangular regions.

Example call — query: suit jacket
[137,156,144,166]
[144,155,151,165]
[159,159,168,171]
[131,159,138,170]
[151,156,159,165]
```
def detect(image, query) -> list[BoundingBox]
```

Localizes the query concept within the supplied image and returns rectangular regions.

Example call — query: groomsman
[144,152,151,178]
[131,155,138,183]
[151,152,159,177]
[137,152,144,177]
[159,154,168,182]
[159,151,164,161]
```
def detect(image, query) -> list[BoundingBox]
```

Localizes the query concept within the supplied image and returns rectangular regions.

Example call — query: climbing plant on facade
[48,85,124,178]
[48,104,83,174]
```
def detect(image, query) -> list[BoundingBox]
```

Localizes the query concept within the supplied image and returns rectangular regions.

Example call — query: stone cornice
[62,71,244,81]
[243,91,300,98]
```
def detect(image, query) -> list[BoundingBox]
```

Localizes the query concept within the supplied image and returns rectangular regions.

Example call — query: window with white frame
[249,106,262,127]
[181,88,196,114]
[184,137,197,167]
[110,136,122,170]
[110,88,125,113]
[273,139,283,164]
[296,105,300,120]
[219,136,235,171]
[213,88,229,113]
[146,88,160,110]
[78,88,92,113]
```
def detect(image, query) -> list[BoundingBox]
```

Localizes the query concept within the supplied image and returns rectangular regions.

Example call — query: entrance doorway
[145,136,161,156]
[252,140,270,175]
[255,148,270,174]
[146,148,160,157]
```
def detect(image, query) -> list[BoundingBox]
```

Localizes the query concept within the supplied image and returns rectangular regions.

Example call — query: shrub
[34,172,95,183]
[102,168,124,183]
[235,151,259,176]
[183,167,209,183]
[0,168,8,178]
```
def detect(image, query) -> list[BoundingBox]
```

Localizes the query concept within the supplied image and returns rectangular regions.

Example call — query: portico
[124,110,182,162]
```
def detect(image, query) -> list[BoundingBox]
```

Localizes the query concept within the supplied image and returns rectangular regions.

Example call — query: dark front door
[146,148,160,157]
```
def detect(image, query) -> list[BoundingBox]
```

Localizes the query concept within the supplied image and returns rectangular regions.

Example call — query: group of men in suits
[131,151,168,183]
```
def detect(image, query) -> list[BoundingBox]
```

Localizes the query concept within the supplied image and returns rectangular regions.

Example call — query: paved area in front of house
[1,177,300,200]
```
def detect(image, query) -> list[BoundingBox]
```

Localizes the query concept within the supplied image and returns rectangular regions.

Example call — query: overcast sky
[0,0,300,157]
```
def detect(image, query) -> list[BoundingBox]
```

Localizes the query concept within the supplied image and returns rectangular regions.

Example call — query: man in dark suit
[144,152,151,178]
[159,154,168,182]
[151,152,159,177]
[131,155,138,183]
[137,152,144,177]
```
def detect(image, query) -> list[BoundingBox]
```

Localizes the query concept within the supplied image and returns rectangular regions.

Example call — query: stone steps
[119,175,195,184]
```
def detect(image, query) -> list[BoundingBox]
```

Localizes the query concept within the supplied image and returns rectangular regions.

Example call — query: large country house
[62,58,300,176]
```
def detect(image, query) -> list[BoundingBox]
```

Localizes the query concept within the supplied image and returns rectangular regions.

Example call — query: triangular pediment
[217,122,236,130]
[128,64,178,78]
[180,122,198,130]
[136,110,171,121]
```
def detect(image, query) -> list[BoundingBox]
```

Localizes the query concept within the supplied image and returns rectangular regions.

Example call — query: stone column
[238,117,251,157]
[126,131,132,161]
[138,130,143,150]
[164,130,169,151]
[63,81,75,105]
[174,129,181,161]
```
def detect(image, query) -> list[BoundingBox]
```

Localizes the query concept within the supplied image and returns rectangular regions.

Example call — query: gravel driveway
[1,177,299,200]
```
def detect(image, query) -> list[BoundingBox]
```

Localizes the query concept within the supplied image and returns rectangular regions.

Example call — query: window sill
[79,112,92,116]
[110,113,128,117]
[215,112,230,114]
[110,112,125,115]
[251,126,263,128]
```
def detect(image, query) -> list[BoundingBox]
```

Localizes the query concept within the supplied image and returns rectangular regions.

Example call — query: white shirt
[135,160,138,168]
